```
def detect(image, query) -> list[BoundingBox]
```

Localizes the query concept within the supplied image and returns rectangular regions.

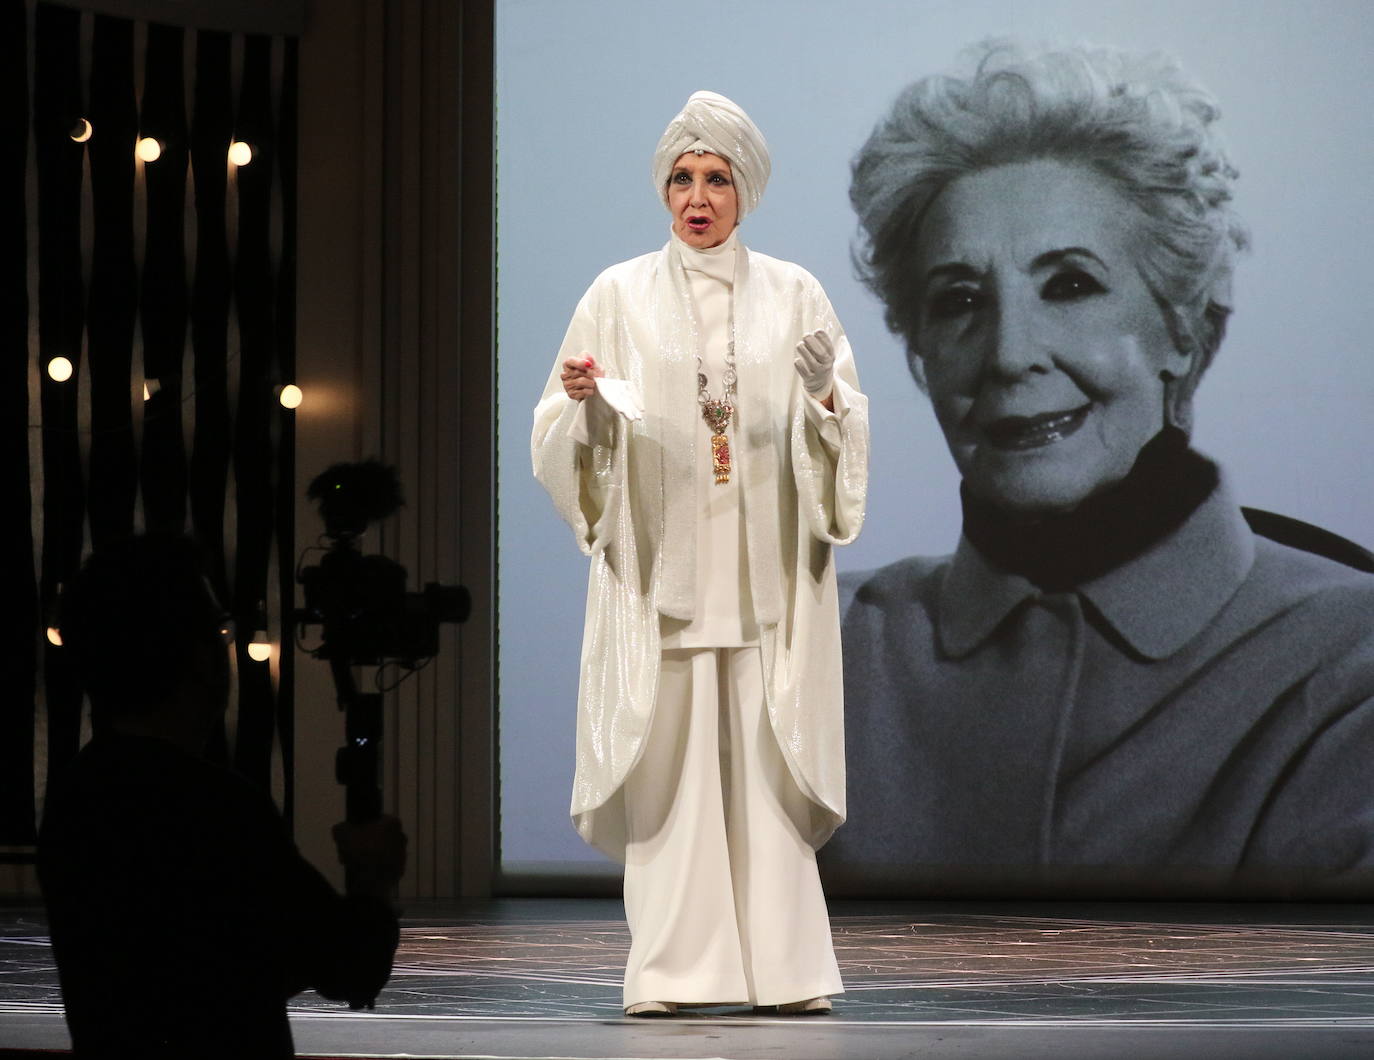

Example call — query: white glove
[793,330,835,401]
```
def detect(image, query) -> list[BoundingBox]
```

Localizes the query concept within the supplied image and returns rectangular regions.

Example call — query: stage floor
[4,898,1374,1058]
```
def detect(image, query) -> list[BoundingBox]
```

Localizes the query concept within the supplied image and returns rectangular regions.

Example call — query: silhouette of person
[38,534,406,1058]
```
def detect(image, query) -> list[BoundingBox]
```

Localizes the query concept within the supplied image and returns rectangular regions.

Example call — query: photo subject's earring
[1159,365,1194,435]
[1158,367,1176,427]
[1157,299,1200,433]
[1159,367,1176,415]
[1160,300,1197,356]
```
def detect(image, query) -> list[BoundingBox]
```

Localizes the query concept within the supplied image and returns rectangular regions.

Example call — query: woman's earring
[1161,303,1197,355]
[1159,367,1193,434]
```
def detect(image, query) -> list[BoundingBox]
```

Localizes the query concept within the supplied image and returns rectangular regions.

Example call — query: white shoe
[624,1000,679,1017]
[777,995,832,1015]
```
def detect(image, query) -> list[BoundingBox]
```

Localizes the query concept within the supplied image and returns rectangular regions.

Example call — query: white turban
[652,91,771,219]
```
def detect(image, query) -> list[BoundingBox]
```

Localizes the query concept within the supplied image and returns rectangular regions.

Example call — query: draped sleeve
[790,276,869,547]
[531,282,625,556]
[530,263,664,859]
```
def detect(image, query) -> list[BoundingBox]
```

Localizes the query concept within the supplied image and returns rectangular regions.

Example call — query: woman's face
[668,151,739,249]
[912,159,1189,515]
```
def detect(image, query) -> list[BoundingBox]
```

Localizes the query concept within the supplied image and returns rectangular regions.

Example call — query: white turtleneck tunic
[571,229,779,647]
[661,229,757,648]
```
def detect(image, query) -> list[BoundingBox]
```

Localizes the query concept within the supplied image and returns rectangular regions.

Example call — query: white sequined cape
[532,240,869,861]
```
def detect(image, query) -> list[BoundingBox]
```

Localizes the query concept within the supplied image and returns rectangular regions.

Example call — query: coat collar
[672,227,739,282]
[938,476,1255,661]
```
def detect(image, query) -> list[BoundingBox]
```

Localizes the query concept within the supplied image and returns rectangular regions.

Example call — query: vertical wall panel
[292,0,381,889]
[455,0,495,898]
[289,0,496,896]
[368,0,493,898]
[229,34,279,787]
[138,21,188,532]
[34,2,88,800]
[0,0,38,844]
[274,37,298,820]
[85,14,138,547]
[188,29,232,594]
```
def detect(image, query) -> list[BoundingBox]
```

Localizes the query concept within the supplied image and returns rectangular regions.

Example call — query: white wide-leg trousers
[621,646,843,1007]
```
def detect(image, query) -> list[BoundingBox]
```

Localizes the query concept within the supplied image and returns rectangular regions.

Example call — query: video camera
[295,460,469,837]
[296,460,470,664]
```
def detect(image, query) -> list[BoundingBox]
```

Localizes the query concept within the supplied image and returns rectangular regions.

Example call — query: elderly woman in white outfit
[532,92,868,1016]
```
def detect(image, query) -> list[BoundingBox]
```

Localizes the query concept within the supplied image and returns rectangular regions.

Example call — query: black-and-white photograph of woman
[827,41,1374,898]
[498,2,1374,907]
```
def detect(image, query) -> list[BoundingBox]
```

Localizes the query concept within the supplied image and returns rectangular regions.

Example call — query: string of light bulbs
[33,363,305,430]
[68,114,256,169]
[38,118,286,662]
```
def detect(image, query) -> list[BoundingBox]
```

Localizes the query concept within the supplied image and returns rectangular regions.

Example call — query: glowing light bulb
[46,626,63,646]
[47,357,74,382]
[247,630,272,662]
[277,384,303,409]
[228,140,252,166]
[70,118,93,143]
[135,137,162,162]
[143,378,161,401]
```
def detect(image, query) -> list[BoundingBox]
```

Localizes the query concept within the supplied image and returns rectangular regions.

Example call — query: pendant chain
[696,323,737,484]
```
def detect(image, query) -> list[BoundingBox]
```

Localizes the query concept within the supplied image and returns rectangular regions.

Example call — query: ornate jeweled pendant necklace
[697,336,737,484]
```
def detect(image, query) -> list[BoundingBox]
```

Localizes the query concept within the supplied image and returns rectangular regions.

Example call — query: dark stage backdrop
[0,0,299,846]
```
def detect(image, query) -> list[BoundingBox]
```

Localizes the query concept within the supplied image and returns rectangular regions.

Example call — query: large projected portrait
[824,41,1374,898]
[496,0,1374,899]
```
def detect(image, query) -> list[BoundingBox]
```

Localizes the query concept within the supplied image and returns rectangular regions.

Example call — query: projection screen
[496,0,1374,895]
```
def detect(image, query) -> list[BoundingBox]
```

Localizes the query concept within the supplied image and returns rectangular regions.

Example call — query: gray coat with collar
[827,480,1374,899]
